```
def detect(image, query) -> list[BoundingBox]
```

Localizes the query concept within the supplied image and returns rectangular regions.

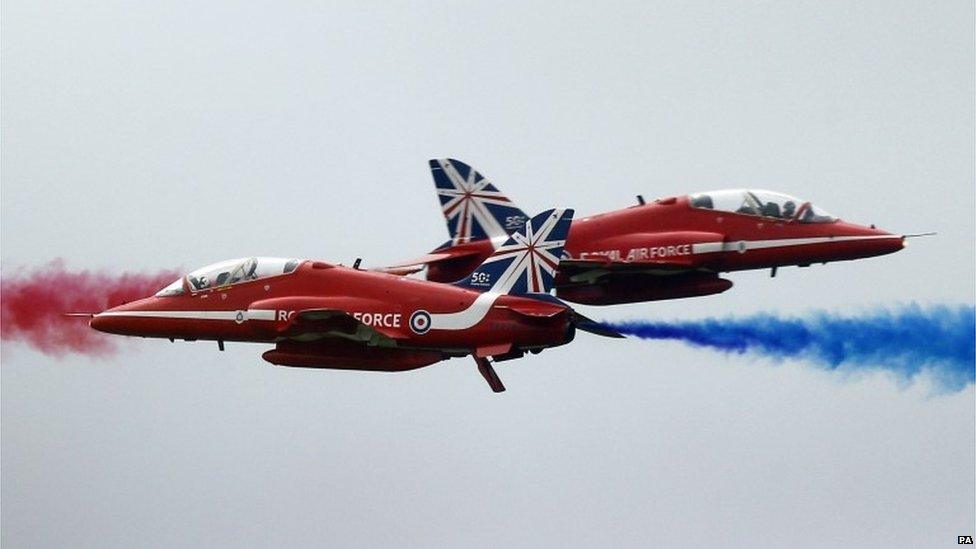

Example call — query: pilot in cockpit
[165,257,302,296]
[192,275,211,290]
[227,257,258,285]
[782,201,796,219]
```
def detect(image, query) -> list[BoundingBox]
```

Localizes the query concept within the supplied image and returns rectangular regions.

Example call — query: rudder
[453,208,574,295]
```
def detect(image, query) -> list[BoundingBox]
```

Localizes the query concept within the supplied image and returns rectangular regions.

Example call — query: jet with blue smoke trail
[386,159,924,307]
[602,304,975,392]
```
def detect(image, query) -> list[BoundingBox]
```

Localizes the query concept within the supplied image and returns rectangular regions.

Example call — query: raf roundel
[409,310,432,334]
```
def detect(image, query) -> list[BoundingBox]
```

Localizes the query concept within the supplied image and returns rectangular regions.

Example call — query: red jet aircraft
[386,159,918,305]
[89,209,618,392]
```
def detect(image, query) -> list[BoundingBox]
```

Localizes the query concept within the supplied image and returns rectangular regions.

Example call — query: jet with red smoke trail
[383,159,923,305]
[86,209,620,392]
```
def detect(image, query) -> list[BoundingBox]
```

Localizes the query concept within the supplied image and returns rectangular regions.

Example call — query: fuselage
[426,193,904,304]
[90,260,574,369]
[564,195,902,270]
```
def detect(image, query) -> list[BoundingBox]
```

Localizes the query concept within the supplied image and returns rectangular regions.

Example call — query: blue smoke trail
[602,304,975,392]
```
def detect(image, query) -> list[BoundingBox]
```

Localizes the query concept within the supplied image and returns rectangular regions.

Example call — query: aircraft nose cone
[861,226,905,257]
[827,222,906,261]
[888,233,907,253]
[872,228,906,254]
[89,296,156,335]
[89,311,121,334]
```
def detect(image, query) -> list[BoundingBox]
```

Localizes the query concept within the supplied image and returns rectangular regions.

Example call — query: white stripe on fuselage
[428,292,500,330]
[691,234,898,254]
[94,309,278,321]
[96,304,500,332]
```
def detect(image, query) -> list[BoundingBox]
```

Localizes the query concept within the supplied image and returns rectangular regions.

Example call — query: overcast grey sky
[3,1,973,548]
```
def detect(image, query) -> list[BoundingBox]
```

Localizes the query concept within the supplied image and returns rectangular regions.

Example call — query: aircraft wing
[558,256,703,284]
[375,249,484,276]
[280,308,401,345]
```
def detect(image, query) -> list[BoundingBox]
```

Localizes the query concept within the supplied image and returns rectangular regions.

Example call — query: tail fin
[429,158,529,245]
[453,208,574,295]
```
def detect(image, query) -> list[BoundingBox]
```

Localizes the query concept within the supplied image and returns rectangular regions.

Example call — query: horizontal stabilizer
[572,312,625,338]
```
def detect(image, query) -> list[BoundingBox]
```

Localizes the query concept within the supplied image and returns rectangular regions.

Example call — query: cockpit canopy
[688,189,836,223]
[155,257,302,296]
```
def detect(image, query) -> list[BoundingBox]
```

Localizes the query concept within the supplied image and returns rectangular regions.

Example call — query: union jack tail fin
[453,208,574,295]
[429,158,529,245]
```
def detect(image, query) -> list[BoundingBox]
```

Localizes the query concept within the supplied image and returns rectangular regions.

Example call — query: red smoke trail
[1,260,180,357]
